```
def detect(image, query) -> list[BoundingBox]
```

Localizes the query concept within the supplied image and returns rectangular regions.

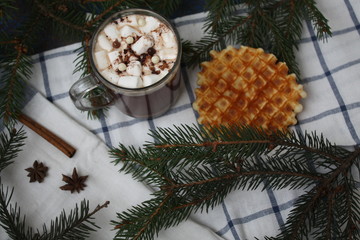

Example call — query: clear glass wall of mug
[69,9,182,118]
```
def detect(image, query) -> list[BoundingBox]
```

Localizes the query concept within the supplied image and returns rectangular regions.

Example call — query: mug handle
[69,75,115,111]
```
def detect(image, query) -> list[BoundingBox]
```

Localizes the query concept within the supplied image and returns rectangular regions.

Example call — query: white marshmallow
[142,74,163,87]
[97,33,112,51]
[162,31,177,49]
[151,31,161,47]
[158,48,177,60]
[129,55,139,62]
[139,16,160,32]
[126,15,138,26]
[126,61,142,76]
[118,76,142,88]
[143,70,168,87]
[108,51,119,64]
[100,69,119,85]
[94,51,110,70]
[131,35,154,55]
[119,25,140,37]
[104,24,118,40]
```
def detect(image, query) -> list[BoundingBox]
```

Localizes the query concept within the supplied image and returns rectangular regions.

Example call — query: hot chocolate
[93,14,178,89]
[70,9,182,118]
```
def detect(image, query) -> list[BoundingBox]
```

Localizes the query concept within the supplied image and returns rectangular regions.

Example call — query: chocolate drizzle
[139,53,148,65]
[112,39,120,48]
[147,47,156,56]
[159,61,169,70]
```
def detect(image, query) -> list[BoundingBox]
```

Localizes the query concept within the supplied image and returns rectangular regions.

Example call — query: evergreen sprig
[0,183,34,239]
[38,200,110,240]
[183,0,332,77]
[0,127,26,171]
[0,127,109,239]
[1,0,45,125]
[110,124,360,240]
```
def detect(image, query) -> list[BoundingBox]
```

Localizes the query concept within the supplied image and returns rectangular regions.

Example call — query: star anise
[25,161,49,183]
[60,168,88,193]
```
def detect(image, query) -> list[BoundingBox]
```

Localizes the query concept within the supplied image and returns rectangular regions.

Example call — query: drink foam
[93,14,178,88]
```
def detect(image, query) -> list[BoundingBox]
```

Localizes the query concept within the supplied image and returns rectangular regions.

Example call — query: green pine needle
[0,127,26,172]
[0,183,34,239]
[110,124,360,240]
[39,199,108,240]
[184,0,332,77]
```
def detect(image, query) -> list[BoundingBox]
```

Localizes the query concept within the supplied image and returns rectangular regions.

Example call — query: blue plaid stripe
[221,203,241,240]
[39,53,53,102]
[265,187,285,230]
[91,118,143,135]
[305,20,360,144]
[299,24,360,44]
[99,115,113,147]
[300,101,360,125]
[344,0,360,36]
[302,58,360,83]
[216,198,297,236]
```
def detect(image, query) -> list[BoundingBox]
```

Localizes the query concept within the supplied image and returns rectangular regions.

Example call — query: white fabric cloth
[1,0,359,239]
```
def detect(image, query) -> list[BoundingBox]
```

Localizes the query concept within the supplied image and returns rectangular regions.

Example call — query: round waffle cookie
[193,45,307,132]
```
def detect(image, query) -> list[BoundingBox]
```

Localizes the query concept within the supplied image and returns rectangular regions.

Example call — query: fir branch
[0,0,17,26]
[73,35,92,78]
[35,0,89,34]
[183,14,253,66]
[0,44,32,125]
[111,144,176,186]
[302,0,332,40]
[0,1,45,125]
[84,0,128,28]
[0,127,30,239]
[342,176,360,239]
[111,124,360,239]
[276,147,360,239]
[203,0,240,33]
[0,40,20,45]
[185,0,332,76]
[0,127,26,172]
[39,200,110,240]
[145,0,181,17]
[0,183,34,239]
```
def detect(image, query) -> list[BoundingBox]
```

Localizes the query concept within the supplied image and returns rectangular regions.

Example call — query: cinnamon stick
[18,113,76,158]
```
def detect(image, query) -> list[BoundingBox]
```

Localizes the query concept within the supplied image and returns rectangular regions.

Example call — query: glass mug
[69,9,182,118]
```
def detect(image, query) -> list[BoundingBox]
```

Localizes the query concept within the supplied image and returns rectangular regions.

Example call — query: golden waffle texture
[193,45,307,132]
